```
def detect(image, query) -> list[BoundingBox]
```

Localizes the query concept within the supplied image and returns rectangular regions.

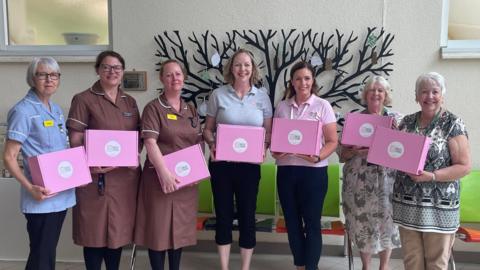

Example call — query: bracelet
[315,156,321,163]
[432,172,436,181]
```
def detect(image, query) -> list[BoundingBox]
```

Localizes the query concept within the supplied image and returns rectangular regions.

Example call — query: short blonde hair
[159,59,187,78]
[361,76,392,106]
[223,49,260,85]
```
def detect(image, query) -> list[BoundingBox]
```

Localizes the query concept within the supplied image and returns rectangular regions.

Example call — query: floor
[1,251,479,270]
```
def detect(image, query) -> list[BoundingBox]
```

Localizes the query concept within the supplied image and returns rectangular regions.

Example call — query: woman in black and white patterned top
[392,72,471,270]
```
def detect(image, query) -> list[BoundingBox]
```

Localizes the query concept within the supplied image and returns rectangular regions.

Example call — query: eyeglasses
[35,72,61,81]
[100,64,123,73]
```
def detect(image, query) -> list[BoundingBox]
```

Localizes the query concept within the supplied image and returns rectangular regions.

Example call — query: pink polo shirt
[274,94,336,167]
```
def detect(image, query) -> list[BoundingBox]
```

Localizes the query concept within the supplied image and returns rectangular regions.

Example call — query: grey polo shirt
[206,84,272,127]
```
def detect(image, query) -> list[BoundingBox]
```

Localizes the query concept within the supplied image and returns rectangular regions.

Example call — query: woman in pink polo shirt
[272,61,338,270]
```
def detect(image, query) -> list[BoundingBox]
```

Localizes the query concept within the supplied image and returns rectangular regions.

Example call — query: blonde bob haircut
[223,49,260,86]
[361,76,392,106]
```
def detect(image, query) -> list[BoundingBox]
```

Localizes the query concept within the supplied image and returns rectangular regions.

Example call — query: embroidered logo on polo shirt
[167,114,177,120]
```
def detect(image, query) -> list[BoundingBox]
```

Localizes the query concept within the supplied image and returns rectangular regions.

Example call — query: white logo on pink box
[387,141,404,158]
[57,161,74,179]
[287,130,303,145]
[105,140,121,157]
[232,138,248,153]
[359,123,374,138]
[175,161,191,177]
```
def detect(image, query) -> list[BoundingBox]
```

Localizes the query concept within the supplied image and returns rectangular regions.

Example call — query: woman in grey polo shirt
[203,49,272,270]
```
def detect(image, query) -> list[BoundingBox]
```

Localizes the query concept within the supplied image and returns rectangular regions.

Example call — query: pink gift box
[215,124,265,163]
[270,118,323,156]
[85,129,138,167]
[341,113,393,147]
[161,144,210,189]
[28,146,92,194]
[367,126,431,175]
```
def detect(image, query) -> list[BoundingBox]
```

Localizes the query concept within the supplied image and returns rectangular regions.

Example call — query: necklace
[414,108,442,135]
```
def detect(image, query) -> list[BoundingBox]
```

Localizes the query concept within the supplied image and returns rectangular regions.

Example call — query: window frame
[0,0,112,60]
[441,0,480,59]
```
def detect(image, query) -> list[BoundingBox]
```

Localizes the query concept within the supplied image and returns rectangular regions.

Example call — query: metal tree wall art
[154,27,394,119]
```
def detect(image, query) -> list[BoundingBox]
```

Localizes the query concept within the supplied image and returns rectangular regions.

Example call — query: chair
[449,170,480,270]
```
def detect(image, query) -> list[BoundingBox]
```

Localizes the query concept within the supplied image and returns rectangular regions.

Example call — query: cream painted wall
[1,0,479,261]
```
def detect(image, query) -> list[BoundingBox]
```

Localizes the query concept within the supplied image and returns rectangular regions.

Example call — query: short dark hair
[94,50,125,71]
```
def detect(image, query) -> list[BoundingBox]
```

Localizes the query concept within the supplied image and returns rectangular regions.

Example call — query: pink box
[270,118,323,156]
[162,144,210,189]
[341,113,394,147]
[85,129,138,167]
[367,126,431,175]
[215,124,265,163]
[28,146,92,194]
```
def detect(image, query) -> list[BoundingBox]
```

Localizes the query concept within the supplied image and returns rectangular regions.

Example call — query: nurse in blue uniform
[3,57,75,270]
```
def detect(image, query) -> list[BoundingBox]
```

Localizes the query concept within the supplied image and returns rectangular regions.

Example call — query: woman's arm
[295,122,338,163]
[144,138,178,193]
[319,122,339,161]
[263,117,273,150]
[202,116,217,159]
[410,134,471,182]
[3,140,50,200]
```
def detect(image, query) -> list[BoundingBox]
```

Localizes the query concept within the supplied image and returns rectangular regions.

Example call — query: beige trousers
[399,227,455,270]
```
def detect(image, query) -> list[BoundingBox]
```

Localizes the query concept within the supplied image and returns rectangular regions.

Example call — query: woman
[134,59,202,270]
[338,76,401,270]
[392,72,471,270]
[3,57,75,270]
[67,51,141,270]
[271,61,338,270]
[203,49,273,270]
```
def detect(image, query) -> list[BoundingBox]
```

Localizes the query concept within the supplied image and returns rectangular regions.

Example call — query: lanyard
[290,103,310,120]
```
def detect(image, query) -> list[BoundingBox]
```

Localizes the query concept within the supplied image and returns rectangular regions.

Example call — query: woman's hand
[271,151,288,160]
[294,154,320,163]
[158,169,180,193]
[407,171,435,182]
[90,166,117,174]
[339,145,368,161]
[208,143,216,161]
[28,184,52,201]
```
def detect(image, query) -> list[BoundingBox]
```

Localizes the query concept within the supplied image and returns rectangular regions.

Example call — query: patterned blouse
[392,109,468,233]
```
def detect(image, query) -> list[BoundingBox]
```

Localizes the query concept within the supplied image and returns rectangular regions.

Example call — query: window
[0,0,110,58]
[441,0,480,59]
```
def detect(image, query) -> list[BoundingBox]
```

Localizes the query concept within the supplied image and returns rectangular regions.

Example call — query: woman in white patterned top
[392,72,471,270]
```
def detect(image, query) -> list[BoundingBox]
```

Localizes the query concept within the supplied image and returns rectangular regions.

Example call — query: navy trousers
[24,210,67,270]
[277,166,328,270]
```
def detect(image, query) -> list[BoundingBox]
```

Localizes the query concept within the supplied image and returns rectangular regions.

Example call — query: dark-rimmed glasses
[35,72,61,81]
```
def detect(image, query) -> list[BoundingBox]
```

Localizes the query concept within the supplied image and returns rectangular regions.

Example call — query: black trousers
[24,210,67,270]
[83,247,123,270]
[148,248,182,270]
[209,161,261,249]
